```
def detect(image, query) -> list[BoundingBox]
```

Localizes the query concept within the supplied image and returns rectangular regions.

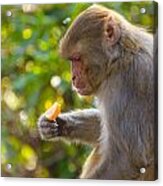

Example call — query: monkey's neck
[96,54,153,127]
[96,71,145,124]
[96,73,122,110]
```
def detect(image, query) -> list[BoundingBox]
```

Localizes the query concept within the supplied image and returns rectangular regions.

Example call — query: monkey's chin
[77,89,90,96]
[73,86,93,96]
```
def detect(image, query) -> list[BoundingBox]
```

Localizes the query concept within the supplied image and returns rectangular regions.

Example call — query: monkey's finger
[39,120,57,128]
[42,129,59,139]
[50,122,59,128]
[41,122,59,130]
[50,128,59,136]
[41,126,59,136]
[40,128,49,135]
[39,122,50,128]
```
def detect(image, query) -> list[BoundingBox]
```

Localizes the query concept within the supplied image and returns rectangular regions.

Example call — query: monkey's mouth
[75,84,85,90]
[72,79,85,90]
[73,84,85,93]
[77,87,86,94]
[72,84,92,96]
[72,79,92,95]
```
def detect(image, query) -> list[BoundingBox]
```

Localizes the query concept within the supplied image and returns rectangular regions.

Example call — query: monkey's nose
[72,76,76,81]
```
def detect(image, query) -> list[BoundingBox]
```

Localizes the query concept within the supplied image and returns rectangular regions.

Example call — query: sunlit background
[1,2,156,178]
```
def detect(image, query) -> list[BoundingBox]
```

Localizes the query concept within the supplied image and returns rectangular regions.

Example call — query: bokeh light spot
[38,40,49,51]
[6,10,12,17]
[63,17,71,25]
[44,100,53,110]
[21,144,37,171]
[50,76,61,88]
[19,110,28,125]
[4,90,21,110]
[22,28,32,40]
[22,4,37,13]
[25,61,34,72]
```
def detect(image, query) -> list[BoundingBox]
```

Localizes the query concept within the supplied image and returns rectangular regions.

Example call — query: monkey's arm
[38,109,101,146]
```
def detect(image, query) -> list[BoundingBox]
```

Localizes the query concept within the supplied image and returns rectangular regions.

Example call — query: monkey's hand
[37,115,66,141]
[38,109,101,145]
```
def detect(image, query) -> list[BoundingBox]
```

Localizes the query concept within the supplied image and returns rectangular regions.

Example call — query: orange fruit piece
[45,102,61,121]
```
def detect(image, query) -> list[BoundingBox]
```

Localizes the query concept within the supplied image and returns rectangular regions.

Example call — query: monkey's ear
[104,16,121,46]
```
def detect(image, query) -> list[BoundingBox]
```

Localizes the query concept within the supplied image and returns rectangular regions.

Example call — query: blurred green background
[1,1,155,178]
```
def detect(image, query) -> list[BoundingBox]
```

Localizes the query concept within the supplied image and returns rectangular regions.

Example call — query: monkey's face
[69,53,101,96]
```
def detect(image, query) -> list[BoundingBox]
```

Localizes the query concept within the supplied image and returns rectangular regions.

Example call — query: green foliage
[1,2,154,178]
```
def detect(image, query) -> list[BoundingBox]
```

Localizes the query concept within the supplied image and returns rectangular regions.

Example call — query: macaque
[38,5,157,180]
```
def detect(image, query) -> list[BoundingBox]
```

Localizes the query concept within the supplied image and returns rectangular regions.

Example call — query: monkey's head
[59,5,124,95]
